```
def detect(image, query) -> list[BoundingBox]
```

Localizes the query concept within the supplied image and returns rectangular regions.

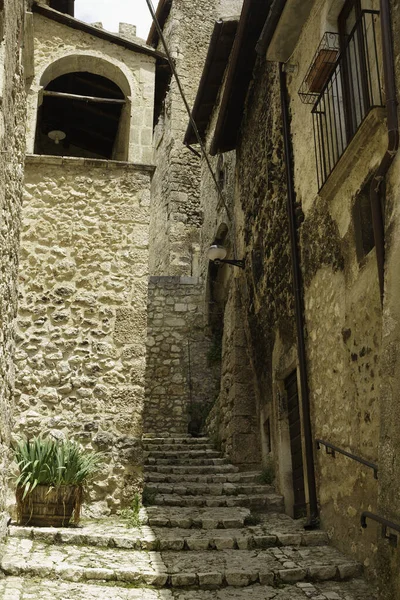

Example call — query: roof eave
[33,2,167,61]
[184,18,238,147]
[209,0,273,156]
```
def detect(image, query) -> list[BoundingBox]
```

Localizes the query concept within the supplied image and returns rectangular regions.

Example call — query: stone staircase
[0,435,377,599]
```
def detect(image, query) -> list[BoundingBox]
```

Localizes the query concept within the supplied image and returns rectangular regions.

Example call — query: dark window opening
[263,418,272,454]
[35,71,126,159]
[353,182,375,262]
[49,0,75,17]
[0,0,4,41]
[217,155,227,190]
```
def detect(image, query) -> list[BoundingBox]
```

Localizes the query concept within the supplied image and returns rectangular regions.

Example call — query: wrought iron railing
[361,512,400,548]
[312,10,384,189]
[316,439,378,479]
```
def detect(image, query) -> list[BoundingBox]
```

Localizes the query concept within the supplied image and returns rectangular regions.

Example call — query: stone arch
[27,52,137,160]
[38,52,133,99]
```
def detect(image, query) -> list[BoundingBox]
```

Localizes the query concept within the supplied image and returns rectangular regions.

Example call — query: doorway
[284,370,307,518]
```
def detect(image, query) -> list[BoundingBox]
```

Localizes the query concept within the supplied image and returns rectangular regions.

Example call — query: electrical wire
[145,0,239,257]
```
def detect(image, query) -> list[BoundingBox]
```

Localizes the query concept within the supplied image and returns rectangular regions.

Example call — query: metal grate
[312,10,383,190]
[299,32,340,105]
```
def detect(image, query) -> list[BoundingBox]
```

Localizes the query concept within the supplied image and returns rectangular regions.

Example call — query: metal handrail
[361,512,400,547]
[316,439,378,479]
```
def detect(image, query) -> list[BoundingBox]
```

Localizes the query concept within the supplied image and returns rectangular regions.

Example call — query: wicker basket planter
[16,484,83,527]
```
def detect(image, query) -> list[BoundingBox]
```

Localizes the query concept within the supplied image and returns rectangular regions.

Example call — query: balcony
[311,10,384,190]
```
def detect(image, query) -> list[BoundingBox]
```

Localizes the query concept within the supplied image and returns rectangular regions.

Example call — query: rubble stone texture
[144,276,218,434]
[0,0,27,539]
[13,158,153,512]
[149,0,220,276]
[0,436,377,599]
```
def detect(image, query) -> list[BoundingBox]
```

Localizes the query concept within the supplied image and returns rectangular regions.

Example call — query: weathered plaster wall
[144,276,216,435]
[14,157,152,514]
[27,12,155,164]
[149,0,219,276]
[0,0,26,538]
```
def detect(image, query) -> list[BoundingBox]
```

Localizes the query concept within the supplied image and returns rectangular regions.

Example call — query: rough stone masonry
[13,157,153,514]
[0,0,27,539]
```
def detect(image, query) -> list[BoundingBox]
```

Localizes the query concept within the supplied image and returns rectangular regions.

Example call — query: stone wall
[149,0,221,276]
[375,1,400,597]
[286,0,385,576]
[13,156,152,514]
[0,0,26,538]
[144,276,217,435]
[205,61,291,471]
[201,0,387,576]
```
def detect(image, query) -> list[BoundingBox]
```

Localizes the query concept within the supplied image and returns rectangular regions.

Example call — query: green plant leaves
[13,435,103,498]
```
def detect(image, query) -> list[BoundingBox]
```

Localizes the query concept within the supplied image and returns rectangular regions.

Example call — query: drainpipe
[279,63,319,527]
[371,0,399,303]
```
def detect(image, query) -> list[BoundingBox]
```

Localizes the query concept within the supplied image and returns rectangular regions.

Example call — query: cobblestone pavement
[0,436,378,599]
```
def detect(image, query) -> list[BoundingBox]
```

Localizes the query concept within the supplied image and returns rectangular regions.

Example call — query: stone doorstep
[0,579,378,600]
[9,524,328,552]
[144,472,261,484]
[151,493,284,510]
[0,540,362,588]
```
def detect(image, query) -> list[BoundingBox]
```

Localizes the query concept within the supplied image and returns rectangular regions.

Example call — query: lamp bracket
[214,258,245,269]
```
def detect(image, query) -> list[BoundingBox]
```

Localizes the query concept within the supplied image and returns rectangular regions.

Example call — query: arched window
[35,71,127,159]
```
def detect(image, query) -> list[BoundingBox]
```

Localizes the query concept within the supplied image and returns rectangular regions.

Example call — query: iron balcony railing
[312,10,384,190]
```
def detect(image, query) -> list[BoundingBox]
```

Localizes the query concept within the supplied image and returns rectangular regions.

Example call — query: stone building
[0,0,400,597]
[183,0,400,598]
[9,0,162,514]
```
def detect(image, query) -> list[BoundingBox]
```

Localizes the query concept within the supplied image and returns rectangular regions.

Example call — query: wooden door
[285,370,307,518]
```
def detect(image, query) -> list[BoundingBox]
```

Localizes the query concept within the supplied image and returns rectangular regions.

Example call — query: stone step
[1,539,361,589]
[143,443,214,452]
[144,506,251,529]
[145,482,274,496]
[143,436,209,444]
[172,580,377,599]
[145,471,261,484]
[0,577,174,600]
[9,514,328,552]
[144,457,229,466]
[0,538,168,586]
[147,464,239,474]
[144,450,222,459]
[0,577,377,600]
[160,546,361,587]
[151,493,284,511]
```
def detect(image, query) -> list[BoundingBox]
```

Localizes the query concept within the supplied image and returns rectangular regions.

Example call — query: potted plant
[14,435,102,527]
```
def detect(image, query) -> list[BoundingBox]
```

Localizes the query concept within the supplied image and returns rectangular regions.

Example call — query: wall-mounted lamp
[207,244,245,269]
